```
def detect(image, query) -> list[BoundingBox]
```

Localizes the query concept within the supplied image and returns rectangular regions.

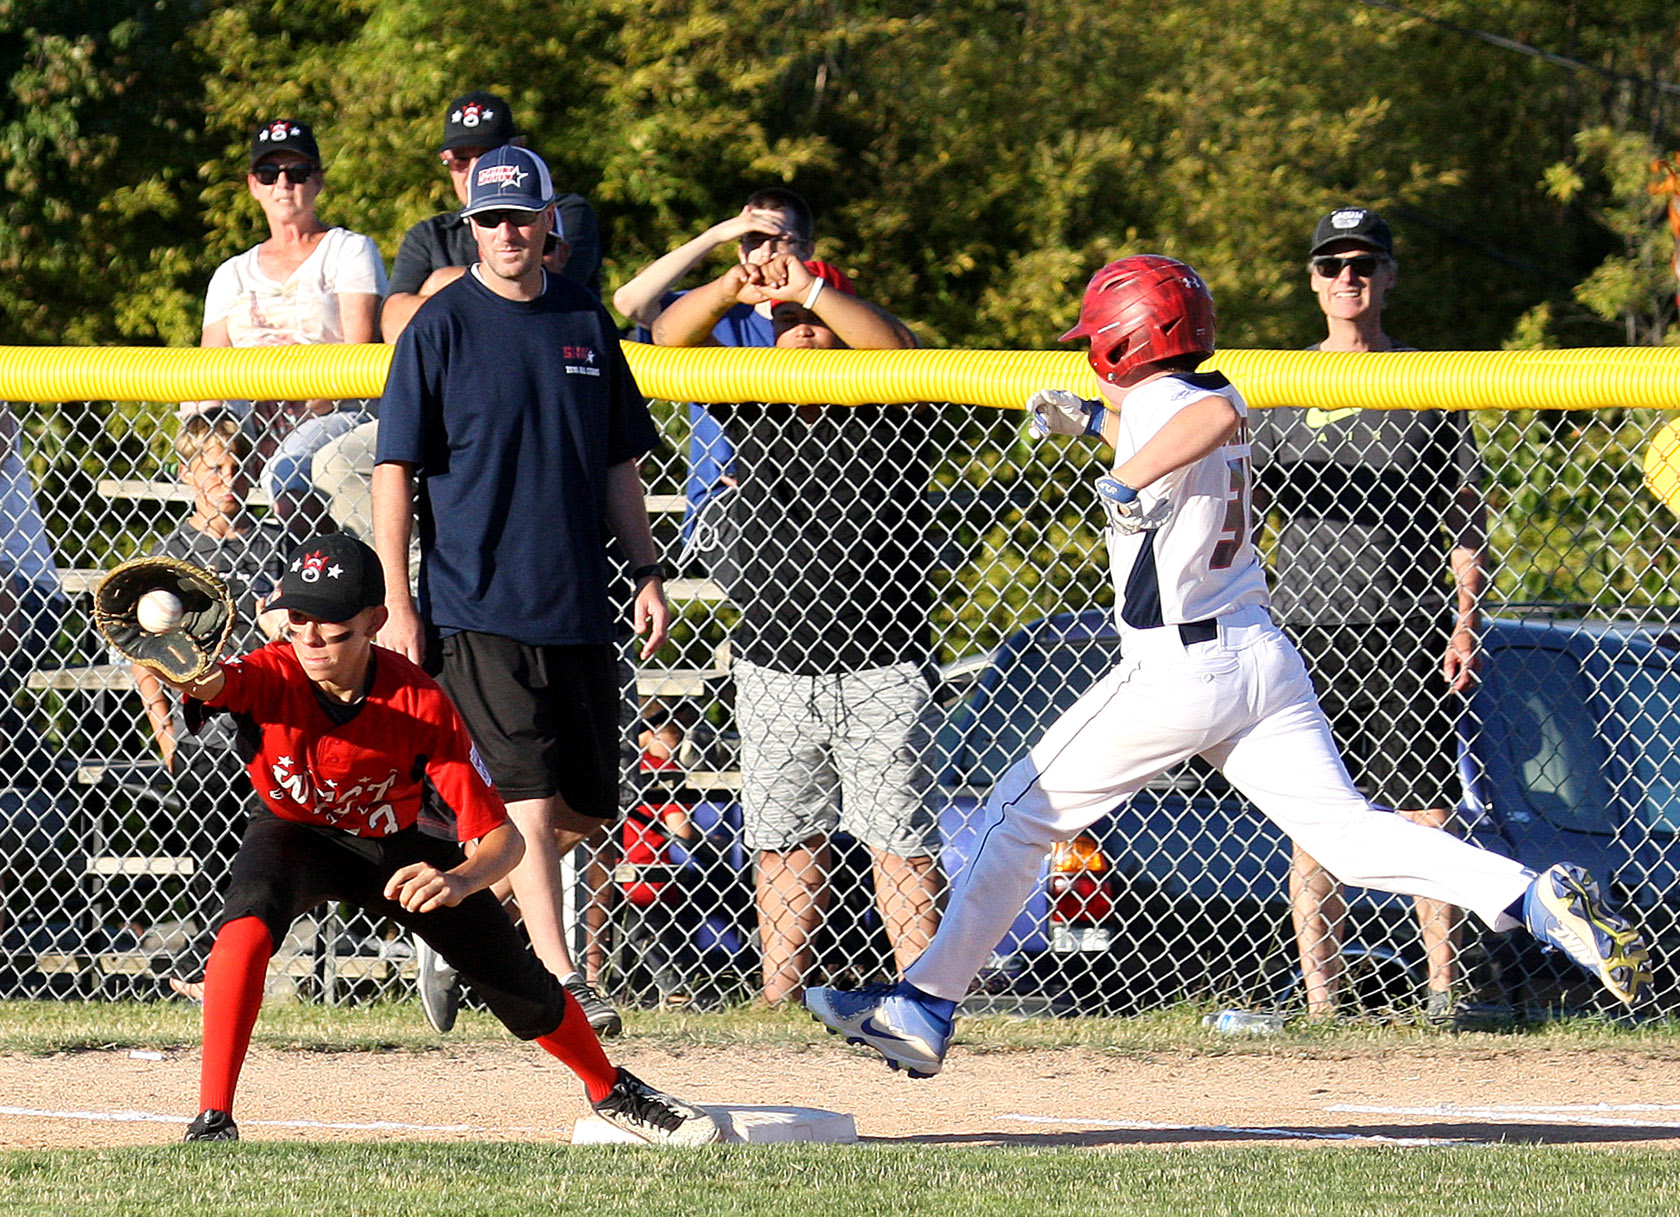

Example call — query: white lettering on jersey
[265,756,404,835]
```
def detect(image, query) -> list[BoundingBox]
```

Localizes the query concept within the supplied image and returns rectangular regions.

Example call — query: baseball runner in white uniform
[805,255,1652,1077]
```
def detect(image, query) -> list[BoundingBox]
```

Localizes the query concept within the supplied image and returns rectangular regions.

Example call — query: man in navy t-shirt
[373,145,667,1037]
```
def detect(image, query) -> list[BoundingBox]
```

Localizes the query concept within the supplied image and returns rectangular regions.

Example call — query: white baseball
[137,589,185,634]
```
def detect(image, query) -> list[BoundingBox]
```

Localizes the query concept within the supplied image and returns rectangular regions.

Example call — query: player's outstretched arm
[151,664,227,705]
[1108,393,1239,489]
[384,821,526,913]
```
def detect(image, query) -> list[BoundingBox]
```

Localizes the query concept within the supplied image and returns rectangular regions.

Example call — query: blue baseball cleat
[1523,863,1652,1005]
[804,982,953,1078]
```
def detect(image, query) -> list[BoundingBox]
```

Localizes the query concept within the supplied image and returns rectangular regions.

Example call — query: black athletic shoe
[184,1109,239,1142]
[590,1067,721,1146]
[564,974,623,1037]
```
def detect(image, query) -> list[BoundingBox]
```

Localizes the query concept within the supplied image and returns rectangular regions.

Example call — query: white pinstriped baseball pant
[906,605,1536,1002]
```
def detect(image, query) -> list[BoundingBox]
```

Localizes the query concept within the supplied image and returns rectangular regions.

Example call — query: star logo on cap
[328,563,344,580]
[477,162,527,190]
[294,550,330,583]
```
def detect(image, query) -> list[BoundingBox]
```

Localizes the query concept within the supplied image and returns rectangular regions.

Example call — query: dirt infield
[3,1041,1679,1150]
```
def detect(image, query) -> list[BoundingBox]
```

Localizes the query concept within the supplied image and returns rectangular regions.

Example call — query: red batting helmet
[1059,255,1216,384]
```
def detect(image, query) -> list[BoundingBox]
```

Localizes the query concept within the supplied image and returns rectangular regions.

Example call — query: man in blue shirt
[372,146,668,1038]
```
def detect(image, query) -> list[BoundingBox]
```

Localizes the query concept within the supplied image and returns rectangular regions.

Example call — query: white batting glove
[1096,475,1170,534]
[1026,389,1106,440]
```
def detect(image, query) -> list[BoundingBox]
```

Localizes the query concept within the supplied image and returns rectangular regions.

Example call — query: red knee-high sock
[534,989,619,1103]
[198,916,274,1115]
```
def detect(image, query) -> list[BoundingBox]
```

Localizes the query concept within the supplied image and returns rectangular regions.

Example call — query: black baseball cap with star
[270,533,386,623]
[250,118,321,169]
[439,90,520,153]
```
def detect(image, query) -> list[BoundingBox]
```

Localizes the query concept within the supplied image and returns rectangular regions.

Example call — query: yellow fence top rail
[1,342,1676,411]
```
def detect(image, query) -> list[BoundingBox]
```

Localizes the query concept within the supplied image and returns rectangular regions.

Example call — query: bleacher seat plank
[85,856,195,877]
[26,664,134,693]
[98,478,273,507]
[636,669,729,698]
[100,478,686,516]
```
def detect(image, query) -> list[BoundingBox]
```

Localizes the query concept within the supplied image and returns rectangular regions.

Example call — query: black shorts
[1287,617,1464,813]
[215,812,569,1039]
[432,631,621,817]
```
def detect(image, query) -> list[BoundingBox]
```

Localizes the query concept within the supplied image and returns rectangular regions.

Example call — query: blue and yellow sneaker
[1523,863,1651,1005]
[804,982,954,1078]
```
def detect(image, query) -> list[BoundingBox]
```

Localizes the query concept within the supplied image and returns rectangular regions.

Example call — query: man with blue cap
[372,145,668,1040]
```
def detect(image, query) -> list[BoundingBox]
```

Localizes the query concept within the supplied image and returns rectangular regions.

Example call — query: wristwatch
[630,562,668,583]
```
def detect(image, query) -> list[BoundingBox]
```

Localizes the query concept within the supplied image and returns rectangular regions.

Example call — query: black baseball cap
[270,533,386,623]
[1308,206,1394,258]
[440,91,520,153]
[250,119,321,169]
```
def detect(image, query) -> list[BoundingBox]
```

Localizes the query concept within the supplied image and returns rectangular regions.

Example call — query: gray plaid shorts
[734,658,939,857]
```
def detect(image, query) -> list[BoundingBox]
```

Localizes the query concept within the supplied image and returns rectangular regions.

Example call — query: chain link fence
[2,375,1677,1019]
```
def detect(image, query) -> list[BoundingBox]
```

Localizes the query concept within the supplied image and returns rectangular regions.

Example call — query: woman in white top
[201,119,386,538]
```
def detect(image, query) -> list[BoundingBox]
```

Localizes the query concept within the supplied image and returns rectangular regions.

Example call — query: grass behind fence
[3,998,1680,1057]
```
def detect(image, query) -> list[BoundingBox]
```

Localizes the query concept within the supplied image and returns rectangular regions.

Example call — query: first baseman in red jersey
[157,532,719,1146]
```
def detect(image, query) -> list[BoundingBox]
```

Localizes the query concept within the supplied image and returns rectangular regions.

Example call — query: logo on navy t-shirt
[563,345,601,377]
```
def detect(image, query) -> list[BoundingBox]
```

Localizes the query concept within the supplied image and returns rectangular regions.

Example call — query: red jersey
[208,640,507,842]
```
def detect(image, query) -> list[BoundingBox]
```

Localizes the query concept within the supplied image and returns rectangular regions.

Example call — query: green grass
[3,1002,1679,1215]
[0,998,1675,1058]
[2,1143,1677,1217]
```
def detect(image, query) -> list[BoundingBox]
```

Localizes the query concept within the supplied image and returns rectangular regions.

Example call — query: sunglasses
[1310,253,1386,280]
[469,208,543,229]
[252,163,316,185]
[739,231,804,254]
[439,153,478,171]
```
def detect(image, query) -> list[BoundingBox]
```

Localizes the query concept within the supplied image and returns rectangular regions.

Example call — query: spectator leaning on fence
[198,119,387,543]
[652,251,940,1007]
[130,412,290,999]
[1249,207,1484,1021]
[371,145,667,1039]
[615,188,815,539]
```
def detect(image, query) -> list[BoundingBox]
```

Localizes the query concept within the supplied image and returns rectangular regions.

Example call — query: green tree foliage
[5,0,1680,641]
[1515,126,1680,348]
[0,1,207,345]
[4,0,1677,351]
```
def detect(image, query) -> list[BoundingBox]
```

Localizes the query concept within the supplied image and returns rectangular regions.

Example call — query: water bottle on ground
[1202,1009,1286,1035]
